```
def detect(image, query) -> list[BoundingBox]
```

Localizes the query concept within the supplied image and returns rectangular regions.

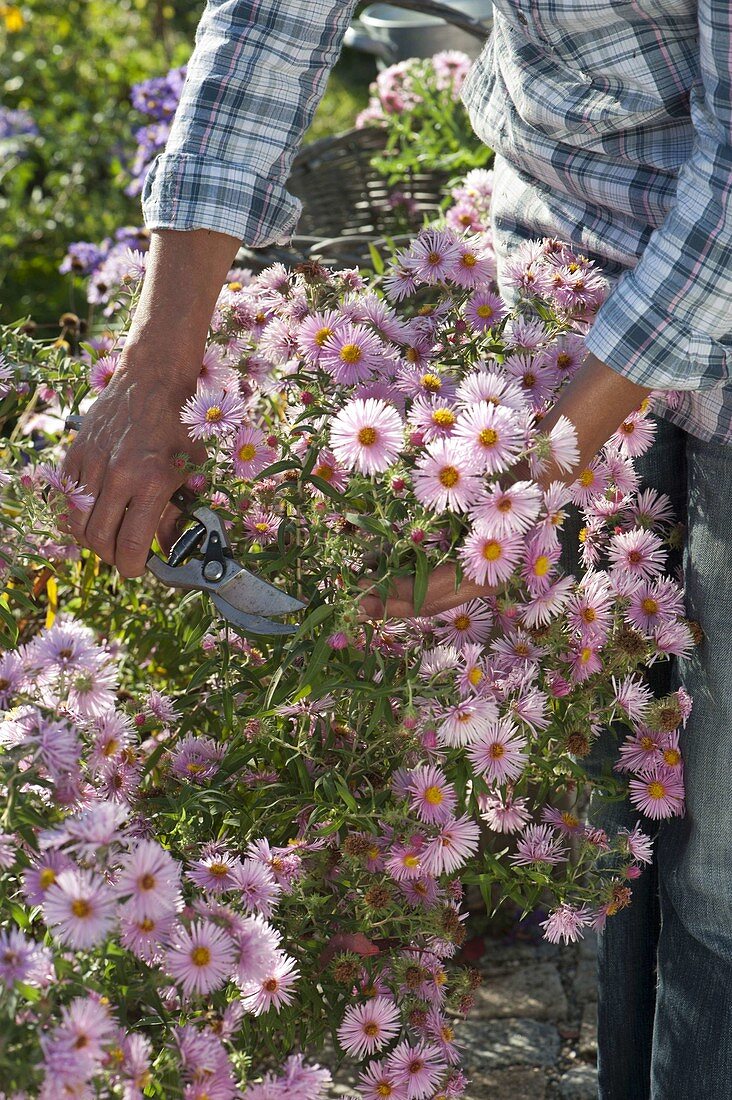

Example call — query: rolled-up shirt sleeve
[583,0,732,391]
[141,0,358,246]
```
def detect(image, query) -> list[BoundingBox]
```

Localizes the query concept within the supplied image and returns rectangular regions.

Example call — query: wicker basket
[236,0,491,274]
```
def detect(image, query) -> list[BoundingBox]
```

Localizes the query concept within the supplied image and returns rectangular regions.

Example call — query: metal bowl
[346,0,492,65]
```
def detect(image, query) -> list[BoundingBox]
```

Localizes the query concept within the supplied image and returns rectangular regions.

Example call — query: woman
[61,2,732,1095]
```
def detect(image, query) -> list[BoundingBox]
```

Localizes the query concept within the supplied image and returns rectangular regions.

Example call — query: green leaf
[412,550,429,615]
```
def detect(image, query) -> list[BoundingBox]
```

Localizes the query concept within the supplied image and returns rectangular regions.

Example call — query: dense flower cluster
[125,65,187,196]
[356,50,472,126]
[1,165,693,1095]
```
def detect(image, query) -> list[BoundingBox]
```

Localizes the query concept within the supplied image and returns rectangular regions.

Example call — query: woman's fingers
[358,565,495,620]
[155,500,186,559]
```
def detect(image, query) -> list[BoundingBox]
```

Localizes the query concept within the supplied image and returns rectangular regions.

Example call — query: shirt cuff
[140,151,302,248]
[583,269,730,392]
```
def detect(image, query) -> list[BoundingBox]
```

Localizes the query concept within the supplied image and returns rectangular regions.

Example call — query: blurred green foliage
[0,0,372,328]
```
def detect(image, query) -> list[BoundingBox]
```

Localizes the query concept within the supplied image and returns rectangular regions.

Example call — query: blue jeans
[579,417,732,1098]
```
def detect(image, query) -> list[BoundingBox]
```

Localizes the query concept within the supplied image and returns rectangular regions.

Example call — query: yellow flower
[1,5,24,31]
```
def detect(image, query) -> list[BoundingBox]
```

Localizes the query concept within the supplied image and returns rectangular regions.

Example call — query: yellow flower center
[580,646,593,664]
[663,748,681,766]
[358,426,378,446]
[238,442,257,462]
[557,353,572,369]
[367,846,380,860]
[647,781,666,800]
[533,555,550,577]
[561,812,580,828]
[476,304,494,319]
[314,463,334,481]
[315,326,333,346]
[468,666,484,686]
[482,541,502,561]
[489,742,505,758]
[205,406,223,423]
[578,468,594,487]
[39,868,56,889]
[432,408,456,427]
[340,343,362,364]
[427,250,441,265]
[461,252,477,268]
[71,899,91,919]
[139,918,155,932]
[641,736,655,750]
[103,738,118,757]
[406,347,420,363]
[377,1085,393,1097]
[364,1022,380,1037]
[479,427,498,447]
[209,862,230,877]
[454,614,471,630]
[424,785,444,805]
[254,522,270,533]
[421,373,442,392]
[439,465,460,488]
[620,421,635,435]
[139,873,156,891]
[581,607,597,623]
[641,597,659,615]
[191,946,211,967]
[403,854,420,868]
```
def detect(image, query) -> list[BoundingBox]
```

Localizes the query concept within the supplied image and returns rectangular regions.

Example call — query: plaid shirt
[141,0,732,444]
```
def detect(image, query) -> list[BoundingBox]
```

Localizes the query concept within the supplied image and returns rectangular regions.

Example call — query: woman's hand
[358,562,496,620]
[60,357,207,578]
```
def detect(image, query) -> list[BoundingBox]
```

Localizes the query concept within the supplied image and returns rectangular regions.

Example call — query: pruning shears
[64,414,306,635]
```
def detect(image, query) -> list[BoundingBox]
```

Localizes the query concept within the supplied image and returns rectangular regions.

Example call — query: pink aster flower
[187,850,241,893]
[119,910,177,964]
[616,727,665,773]
[458,529,524,587]
[540,903,592,944]
[449,238,496,288]
[309,447,349,494]
[434,599,493,647]
[437,697,498,747]
[568,642,603,682]
[509,824,568,867]
[566,573,615,643]
[88,353,119,392]
[541,806,586,836]
[231,425,277,479]
[620,822,655,864]
[0,927,51,987]
[43,867,117,949]
[329,398,404,475]
[21,850,73,906]
[455,367,527,413]
[296,308,342,364]
[231,857,281,917]
[320,322,387,384]
[114,839,182,919]
[608,528,666,583]
[466,717,528,784]
[519,575,574,628]
[408,227,463,284]
[611,410,657,457]
[521,531,561,595]
[337,997,402,1058]
[408,395,459,442]
[38,462,95,514]
[626,578,684,635]
[232,913,281,986]
[628,765,685,819]
[239,949,299,1014]
[478,791,531,833]
[407,765,458,824]
[169,733,225,782]
[358,1060,409,1100]
[413,439,482,513]
[452,403,522,474]
[503,351,558,409]
[243,507,281,544]
[180,385,246,441]
[421,814,480,875]
[612,674,654,723]
[464,289,506,331]
[540,416,579,475]
[165,920,237,996]
[653,619,694,659]
[386,1040,446,1099]
[470,479,542,538]
[385,840,426,881]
